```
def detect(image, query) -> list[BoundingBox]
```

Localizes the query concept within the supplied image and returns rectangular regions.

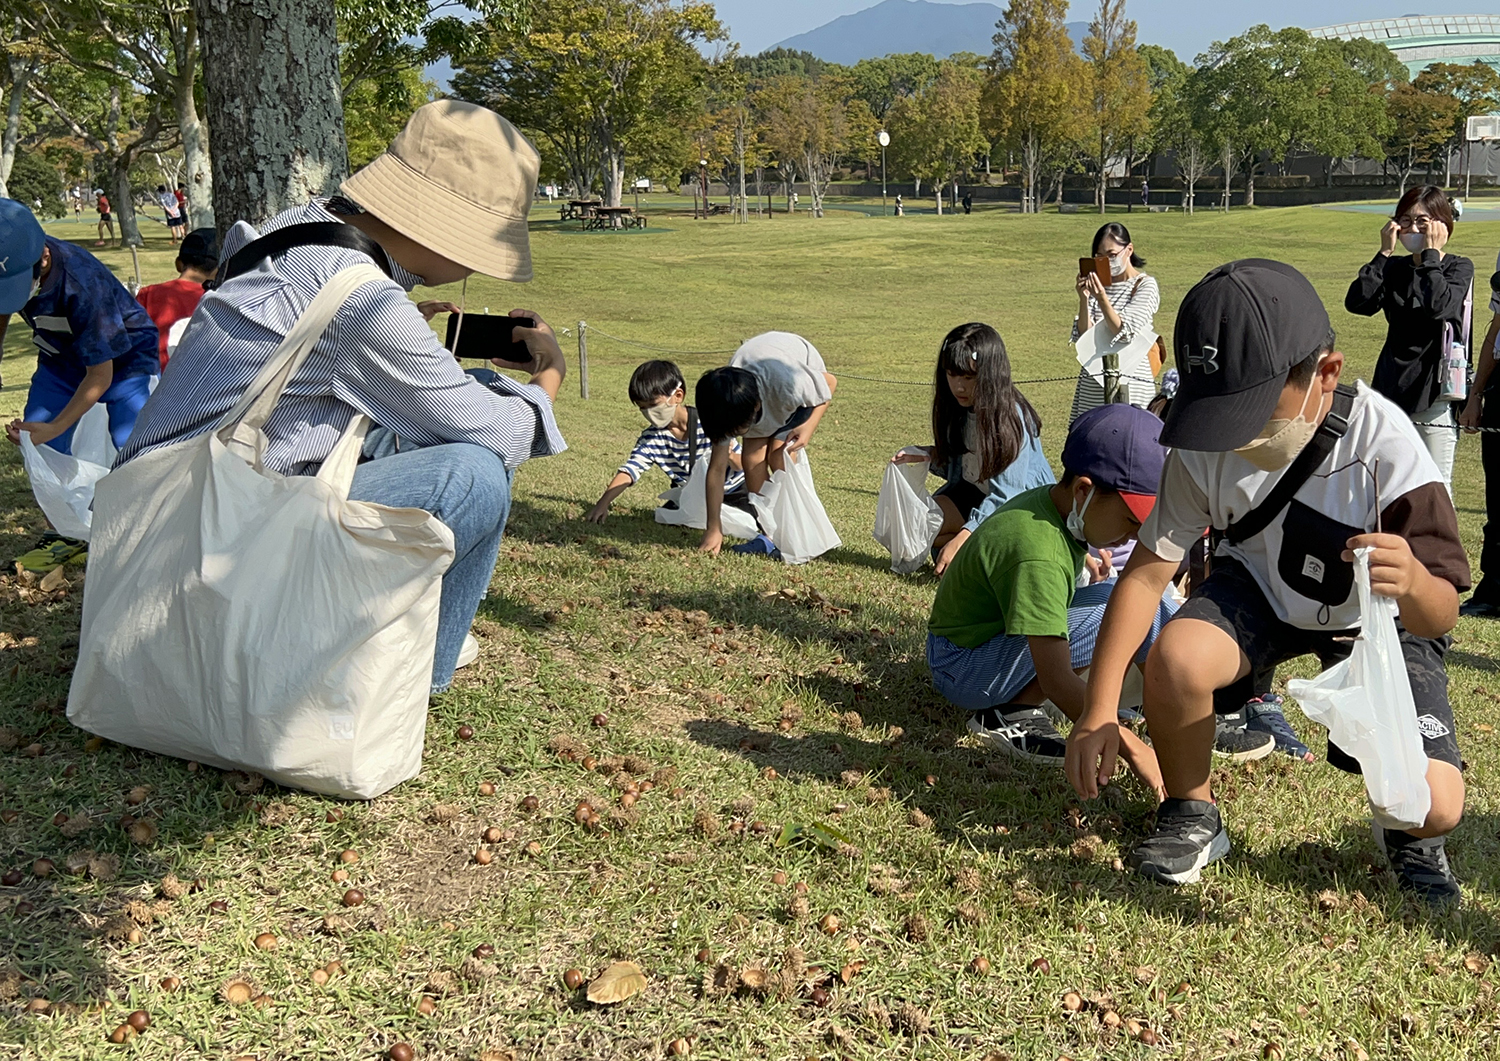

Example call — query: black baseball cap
[179,227,219,263]
[1061,404,1167,522]
[1161,259,1332,451]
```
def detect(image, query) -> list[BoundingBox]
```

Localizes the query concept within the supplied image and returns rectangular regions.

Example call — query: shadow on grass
[1448,649,1500,674]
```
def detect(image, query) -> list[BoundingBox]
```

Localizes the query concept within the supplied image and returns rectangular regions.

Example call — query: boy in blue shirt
[0,199,159,570]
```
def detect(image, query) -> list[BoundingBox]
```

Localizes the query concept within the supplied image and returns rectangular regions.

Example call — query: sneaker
[966,706,1068,764]
[456,632,479,669]
[1243,693,1314,762]
[1212,707,1276,762]
[1459,597,1500,618]
[1373,823,1461,909]
[12,533,88,575]
[729,533,782,560]
[1129,798,1231,885]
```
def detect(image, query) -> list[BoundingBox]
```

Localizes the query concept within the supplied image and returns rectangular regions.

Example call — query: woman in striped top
[1069,222,1160,424]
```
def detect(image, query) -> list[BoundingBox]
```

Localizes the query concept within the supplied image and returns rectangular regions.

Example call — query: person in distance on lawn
[585,359,744,522]
[927,403,1177,783]
[695,331,837,557]
[892,322,1054,575]
[1065,260,1469,907]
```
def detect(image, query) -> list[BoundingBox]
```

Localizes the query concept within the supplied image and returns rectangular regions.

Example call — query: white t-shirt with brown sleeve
[1140,382,1470,630]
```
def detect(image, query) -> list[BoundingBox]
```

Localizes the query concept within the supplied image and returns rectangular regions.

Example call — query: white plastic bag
[654,455,761,540]
[18,403,117,541]
[872,450,942,573]
[68,265,455,800]
[1286,548,1432,830]
[751,449,841,564]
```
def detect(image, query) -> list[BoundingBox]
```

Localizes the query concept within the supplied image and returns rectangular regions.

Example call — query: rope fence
[570,321,1500,432]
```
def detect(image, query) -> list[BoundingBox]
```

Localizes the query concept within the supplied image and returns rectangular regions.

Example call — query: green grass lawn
[4,204,1500,1060]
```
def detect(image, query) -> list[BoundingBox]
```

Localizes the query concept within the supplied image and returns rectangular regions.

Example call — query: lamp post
[878,130,890,216]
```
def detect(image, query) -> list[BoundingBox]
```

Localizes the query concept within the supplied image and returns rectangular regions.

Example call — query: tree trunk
[1097,129,1107,214]
[173,64,213,229]
[195,0,347,241]
[0,55,37,198]
[1245,167,1255,208]
[111,156,143,251]
[934,186,941,215]
[604,149,624,208]
[737,121,747,223]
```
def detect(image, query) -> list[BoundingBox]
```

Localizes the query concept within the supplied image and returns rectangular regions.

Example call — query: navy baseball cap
[1061,404,1167,522]
[179,227,219,262]
[0,198,45,314]
[1163,259,1332,451]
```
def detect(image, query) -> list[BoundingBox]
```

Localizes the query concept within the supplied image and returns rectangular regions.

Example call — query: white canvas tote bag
[67,264,455,799]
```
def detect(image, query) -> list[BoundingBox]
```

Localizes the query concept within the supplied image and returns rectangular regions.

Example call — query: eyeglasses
[1394,214,1432,228]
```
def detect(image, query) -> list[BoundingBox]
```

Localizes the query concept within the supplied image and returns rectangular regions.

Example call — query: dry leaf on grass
[586,960,646,1004]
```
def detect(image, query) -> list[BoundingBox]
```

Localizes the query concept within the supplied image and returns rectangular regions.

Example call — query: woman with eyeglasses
[1345,185,1474,490]
[1069,222,1159,425]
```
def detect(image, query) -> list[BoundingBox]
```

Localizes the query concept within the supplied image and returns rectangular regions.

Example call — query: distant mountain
[770,0,1088,65]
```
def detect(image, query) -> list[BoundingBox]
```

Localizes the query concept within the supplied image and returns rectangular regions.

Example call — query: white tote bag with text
[68,265,455,800]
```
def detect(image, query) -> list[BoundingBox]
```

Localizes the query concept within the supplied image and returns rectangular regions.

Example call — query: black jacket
[1345,248,1473,413]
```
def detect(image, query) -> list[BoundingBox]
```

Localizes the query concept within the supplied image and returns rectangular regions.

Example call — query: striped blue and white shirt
[620,419,744,490]
[116,199,565,476]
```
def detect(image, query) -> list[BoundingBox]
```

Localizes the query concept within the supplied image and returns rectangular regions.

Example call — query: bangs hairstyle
[694,366,760,443]
[627,359,685,404]
[931,322,1042,480]
[1092,222,1145,269]
[1394,185,1455,234]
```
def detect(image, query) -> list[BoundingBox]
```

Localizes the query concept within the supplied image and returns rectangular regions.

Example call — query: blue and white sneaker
[729,534,782,560]
[1243,693,1314,763]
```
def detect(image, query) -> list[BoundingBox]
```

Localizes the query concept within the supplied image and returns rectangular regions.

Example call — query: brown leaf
[38,566,67,593]
[586,960,646,1004]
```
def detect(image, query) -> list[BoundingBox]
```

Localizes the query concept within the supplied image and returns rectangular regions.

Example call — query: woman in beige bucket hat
[117,99,568,694]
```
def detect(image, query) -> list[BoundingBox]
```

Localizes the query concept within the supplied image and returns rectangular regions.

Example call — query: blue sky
[714,0,1500,62]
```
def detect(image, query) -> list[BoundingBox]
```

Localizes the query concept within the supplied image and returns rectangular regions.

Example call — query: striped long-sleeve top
[620,418,744,490]
[1068,273,1160,425]
[116,199,565,476]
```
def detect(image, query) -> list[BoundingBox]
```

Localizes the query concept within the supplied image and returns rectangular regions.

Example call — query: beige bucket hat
[341,100,540,282]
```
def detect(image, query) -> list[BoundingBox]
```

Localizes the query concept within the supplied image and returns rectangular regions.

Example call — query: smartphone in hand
[445,313,536,366]
[1079,256,1111,288]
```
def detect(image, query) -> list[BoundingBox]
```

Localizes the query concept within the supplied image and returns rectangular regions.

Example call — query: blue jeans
[927,581,1178,711]
[348,443,513,694]
[25,366,156,454]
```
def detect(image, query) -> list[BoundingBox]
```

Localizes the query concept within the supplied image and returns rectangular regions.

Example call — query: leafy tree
[984,0,1087,213]
[452,0,723,206]
[336,1,528,104]
[344,66,436,169]
[887,60,988,214]
[1413,62,1500,186]
[734,48,835,84]
[848,53,939,121]
[1081,0,1150,213]
[0,24,43,200]
[1137,44,1208,212]
[1384,80,1461,191]
[7,147,66,216]
[756,73,850,217]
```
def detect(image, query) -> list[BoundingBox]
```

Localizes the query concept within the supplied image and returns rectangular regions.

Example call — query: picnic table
[560,198,602,222]
[584,206,647,230]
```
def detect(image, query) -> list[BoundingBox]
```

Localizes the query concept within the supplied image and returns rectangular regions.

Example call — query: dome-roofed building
[1309,14,1500,78]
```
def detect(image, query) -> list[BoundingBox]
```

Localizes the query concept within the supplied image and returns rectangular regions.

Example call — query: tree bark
[0,55,37,198]
[171,5,213,229]
[195,0,347,241]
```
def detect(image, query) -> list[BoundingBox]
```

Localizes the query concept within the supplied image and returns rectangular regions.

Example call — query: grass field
[4,202,1500,1061]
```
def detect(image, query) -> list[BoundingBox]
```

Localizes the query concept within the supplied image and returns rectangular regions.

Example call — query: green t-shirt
[928,485,1085,648]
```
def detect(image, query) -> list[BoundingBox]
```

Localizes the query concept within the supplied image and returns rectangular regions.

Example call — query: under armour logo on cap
[1184,343,1220,374]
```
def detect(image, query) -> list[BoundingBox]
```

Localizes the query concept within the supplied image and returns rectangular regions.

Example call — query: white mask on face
[1399,232,1426,254]
[643,401,677,429]
[1234,368,1324,472]
[1109,252,1128,278]
[1066,487,1096,542]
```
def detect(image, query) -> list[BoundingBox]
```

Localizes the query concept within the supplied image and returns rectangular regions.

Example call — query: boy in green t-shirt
[927,405,1177,789]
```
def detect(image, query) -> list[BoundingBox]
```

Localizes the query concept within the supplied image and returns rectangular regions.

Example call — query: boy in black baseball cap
[928,404,1177,783]
[1065,259,1470,907]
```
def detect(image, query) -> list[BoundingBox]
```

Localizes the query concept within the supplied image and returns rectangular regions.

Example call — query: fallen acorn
[969,956,991,976]
[332,869,349,883]
[108,1024,136,1044]
[208,900,230,914]
[311,969,329,986]
[563,968,585,990]
[473,943,495,959]
[520,795,539,813]
[342,888,365,907]
[127,1010,150,1031]
[159,977,181,992]
[771,871,787,886]
[809,986,831,1008]
[592,714,608,728]
[24,998,50,1014]
[1102,1010,1122,1029]
[254,932,278,951]
[457,725,475,742]
[325,960,345,976]
[418,996,437,1016]
[695,948,712,964]
[1136,1026,1159,1046]
[1030,957,1052,974]
[524,841,542,858]
[339,849,360,864]
[390,1044,415,1061]
[668,1038,691,1057]
[474,847,494,865]
[1,868,21,886]
[220,979,255,1005]
[325,809,344,823]
[32,858,55,878]
[1062,991,1083,1012]
[478,781,496,796]
[819,914,840,936]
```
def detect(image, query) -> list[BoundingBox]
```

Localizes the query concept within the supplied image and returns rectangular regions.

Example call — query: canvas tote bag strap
[313,413,372,497]
[218,264,389,441]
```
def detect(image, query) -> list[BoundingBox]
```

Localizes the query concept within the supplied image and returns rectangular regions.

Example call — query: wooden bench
[585,206,644,230]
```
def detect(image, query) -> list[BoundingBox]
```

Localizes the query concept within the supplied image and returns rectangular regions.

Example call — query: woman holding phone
[1069,222,1159,425]
[1345,184,1473,490]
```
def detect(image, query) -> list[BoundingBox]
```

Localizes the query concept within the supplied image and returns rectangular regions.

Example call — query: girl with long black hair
[893,322,1054,574]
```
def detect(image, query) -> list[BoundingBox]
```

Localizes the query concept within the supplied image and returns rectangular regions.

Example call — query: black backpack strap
[686,406,699,467]
[1219,383,1356,548]
[209,222,394,289]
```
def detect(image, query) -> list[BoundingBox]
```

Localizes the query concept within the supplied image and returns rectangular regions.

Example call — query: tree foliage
[1081,0,1150,213]
[887,60,988,213]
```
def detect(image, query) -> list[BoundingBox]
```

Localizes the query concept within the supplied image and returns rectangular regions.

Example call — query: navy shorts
[1174,558,1461,772]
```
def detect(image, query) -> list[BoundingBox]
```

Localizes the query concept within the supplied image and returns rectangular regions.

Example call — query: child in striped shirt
[586,360,743,522]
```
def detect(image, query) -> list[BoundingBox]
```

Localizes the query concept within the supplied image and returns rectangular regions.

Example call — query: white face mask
[1234,370,1324,472]
[1066,487,1095,542]
[1399,232,1426,254]
[1109,252,1128,278]
[643,401,677,429]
